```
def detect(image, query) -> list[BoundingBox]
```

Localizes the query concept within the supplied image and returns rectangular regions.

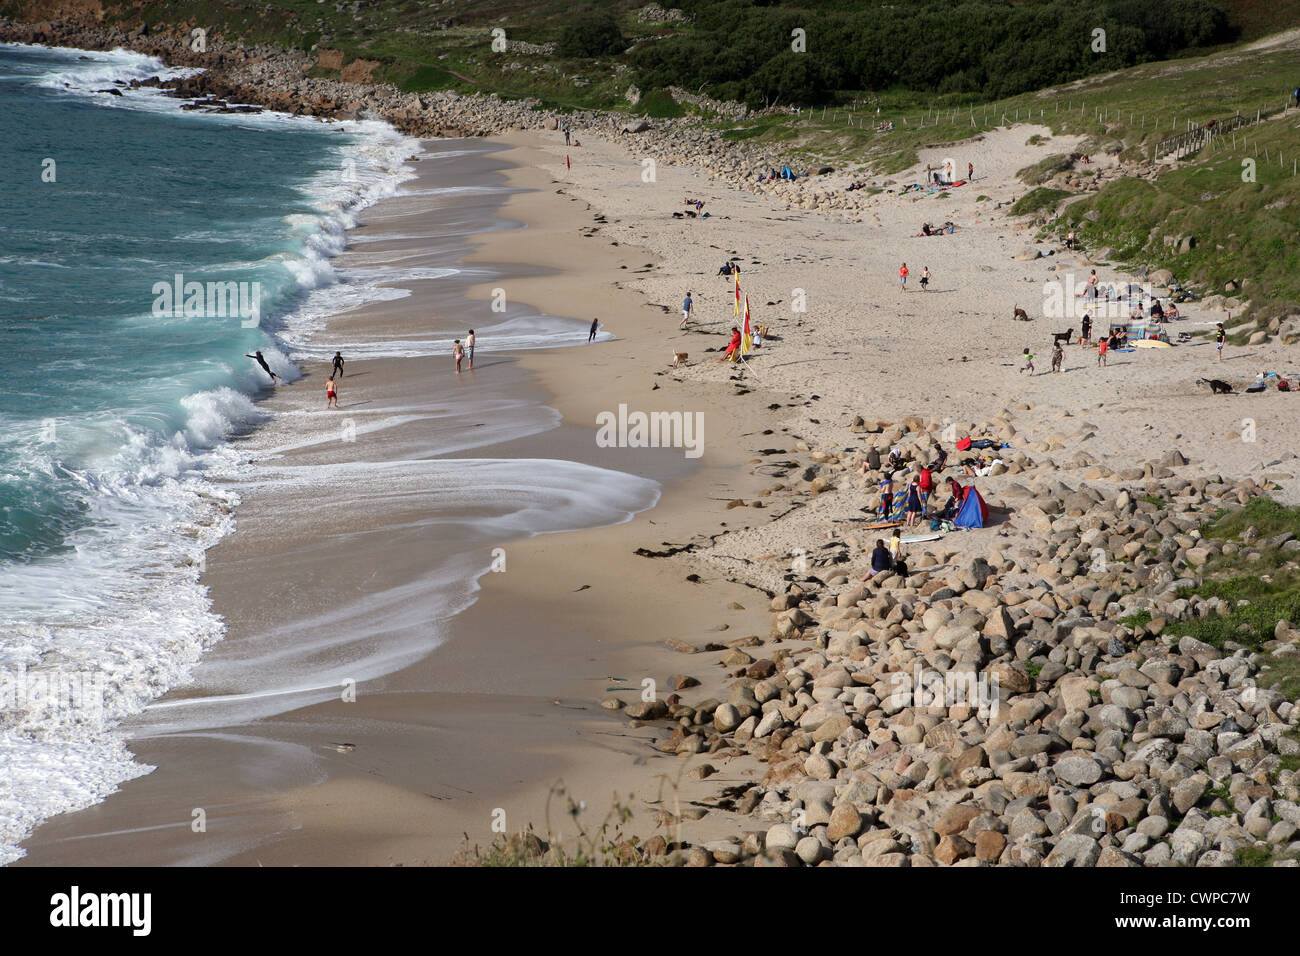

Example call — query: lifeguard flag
[743,296,752,353]
[734,269,741,316]
[566,154,570,169]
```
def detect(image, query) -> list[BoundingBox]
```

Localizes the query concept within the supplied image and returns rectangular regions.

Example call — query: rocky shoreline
[607,409,1300,866]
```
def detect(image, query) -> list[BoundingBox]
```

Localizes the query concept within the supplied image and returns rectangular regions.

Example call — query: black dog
[1198,378,1234,395]
[1052,328,1074,345]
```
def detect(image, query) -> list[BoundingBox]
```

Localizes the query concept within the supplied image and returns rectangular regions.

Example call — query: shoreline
[14,130,781,865]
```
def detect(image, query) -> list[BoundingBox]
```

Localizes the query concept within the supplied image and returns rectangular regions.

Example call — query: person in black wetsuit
[332,351,345,378]
[589,318,599,343]
[245,351,281,383]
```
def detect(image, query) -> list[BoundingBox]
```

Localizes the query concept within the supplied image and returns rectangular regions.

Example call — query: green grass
[1018,153,1074,186]
[638,88,686,118]
[1119,609,1153,629]
[1165,498,1300,667]
[1202,496,1300,541]
[1234,844,1295,866]
[1011,187,1073,216]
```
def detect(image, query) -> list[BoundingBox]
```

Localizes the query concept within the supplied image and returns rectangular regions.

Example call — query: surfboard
[900,532,944,544]
[1133,338,1172,348]
[862,521,902,530]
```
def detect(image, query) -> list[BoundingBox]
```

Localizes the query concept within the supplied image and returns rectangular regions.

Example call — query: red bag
[956,436,972,451]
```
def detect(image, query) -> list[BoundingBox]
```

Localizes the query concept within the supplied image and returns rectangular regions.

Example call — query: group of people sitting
[757,166,797,183]
[916,221,956,236]
[857,446,966,525]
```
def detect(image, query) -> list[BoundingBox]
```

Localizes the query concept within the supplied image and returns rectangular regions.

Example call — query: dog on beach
[1052,328,1074,345]
[672,352,689,368]
[1013,305,1031,321]
[1197,378,1234,395]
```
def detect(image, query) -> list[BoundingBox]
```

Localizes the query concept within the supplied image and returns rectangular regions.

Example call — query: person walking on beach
[466,330,476,370]
[1020,347,1034,374]
[899,262,909,292]
[1216,322,1226,361]
[245,350,281,384]
[920,266,930,292]
[1097,335,1109,367]
[1081,313,1092,347]
[332,351,345,378]
[325,376,338,409]
[453,339,464,374]
[1051,341,1064,374]
[680,291,693,330]
[967,161,974,181]
[564,121,571,146]
[588,318,599,343]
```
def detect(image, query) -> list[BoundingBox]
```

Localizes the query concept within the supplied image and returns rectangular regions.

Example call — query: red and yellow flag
[743,296,752,353]
[733,268,741,316]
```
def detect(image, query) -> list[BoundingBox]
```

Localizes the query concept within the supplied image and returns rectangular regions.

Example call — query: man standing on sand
[453,339,464,374]
[1216,322,1226,361]
[1081,313,1092,346]
[680,291,693,330]
[332,351,345,378]
[899,262,909,292]
[968,161,974,181]
[588,318,599,343]
[466,329,476,370]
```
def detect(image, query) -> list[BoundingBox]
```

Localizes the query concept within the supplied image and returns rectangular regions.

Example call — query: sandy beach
[14,132,785,865]
[15,111,1300,867]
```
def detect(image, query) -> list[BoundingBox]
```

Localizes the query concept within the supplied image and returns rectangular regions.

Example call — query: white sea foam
[0,47,426,864]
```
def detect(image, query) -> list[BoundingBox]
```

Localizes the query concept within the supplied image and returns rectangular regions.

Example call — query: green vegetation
[1010,186,1073,216]
[638,88,686,118]
[557,10,625,59]
[1166,500,1300,693]
[630,0,1233,108]
[1119,609,1154,629]
[1018,153,1074,186]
